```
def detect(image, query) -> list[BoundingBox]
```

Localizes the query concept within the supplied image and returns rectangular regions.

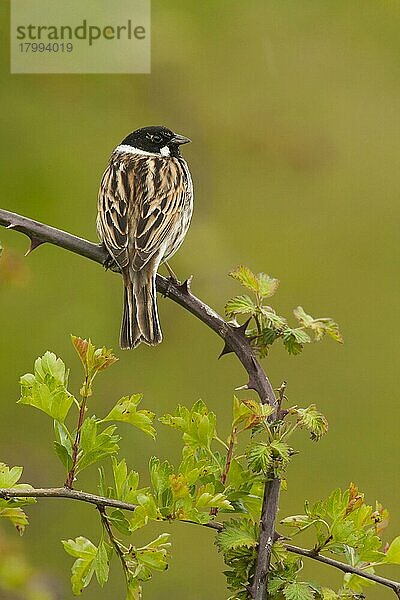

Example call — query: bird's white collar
[115,144,170,157]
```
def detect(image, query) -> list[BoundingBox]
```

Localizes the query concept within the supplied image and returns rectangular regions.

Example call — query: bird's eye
[153,134,162,143]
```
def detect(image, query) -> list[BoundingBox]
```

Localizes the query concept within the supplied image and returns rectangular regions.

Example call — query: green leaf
[246,442,272,474]
[280,515,313,529]
[260,307,288,329]
[178,452,219,485]
[282,328,311,355]
[268,576,286,595]
[298,483,389,566]
[283,582,315,600]
[270,440,291,465]
[293,307,343,344]
[62,536,97,595]
[62,536,97,560]
[111,457,140,504]
[232,397,274,431]
[75,417,120,474]
[126,581,141,600]
[229,266,259,293]
[229,266,279,299]
[169,472,190,501]
[386,536,400,564]
[293,306,315,328]
[71,336,118,375]
[0,507,29,534]
[233,396,252,426]
[122,533,171,595]
[195,484,232,510]
[295,405,328,441]
[18,352,75,422]
[160,400,216,450]
[129,495,158,532]
[259,327,280,347]
[107,509,131,535]
[62,536,111,594]
[33,351,66,384]
[54,442,73,471]
[0,463,34,534]
[149,457,173,509]
[93,540,110,587]
[0,464,24,488]
[257,273,279,298]
[225,295,256,318]
[71,336,118,396]
[216,519,257,553]
[103,395,155,439]
[135,534,171,572]
[98,466,108,498]
[54,421,73,471]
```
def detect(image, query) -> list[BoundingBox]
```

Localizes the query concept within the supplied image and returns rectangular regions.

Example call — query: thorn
[25,237,44,256]
[230,317,251,338]
[235,383,249,391]
[218,340,234,359]
[6,223,16,229]
[177,275,193,294]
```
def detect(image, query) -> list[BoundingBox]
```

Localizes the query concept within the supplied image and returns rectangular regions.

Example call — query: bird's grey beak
[171,133,191,145]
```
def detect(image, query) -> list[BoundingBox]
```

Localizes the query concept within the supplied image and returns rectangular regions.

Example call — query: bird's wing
[97,161,130,269]
[131,157,189,271]
[97,156,189,272]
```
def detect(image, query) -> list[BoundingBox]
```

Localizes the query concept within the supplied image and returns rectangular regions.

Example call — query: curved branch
[0,207,278,599]
[0,486,223,532]
[0,486,137,512]
[285,544,400,599]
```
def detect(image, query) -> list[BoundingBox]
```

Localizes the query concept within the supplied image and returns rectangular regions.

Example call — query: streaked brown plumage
[97,126,193,349]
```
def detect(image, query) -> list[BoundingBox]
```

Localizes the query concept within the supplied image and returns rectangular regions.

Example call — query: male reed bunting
[97,126,193,349]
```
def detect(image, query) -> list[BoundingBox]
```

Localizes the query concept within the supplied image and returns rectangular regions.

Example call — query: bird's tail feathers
[120,271,162,349]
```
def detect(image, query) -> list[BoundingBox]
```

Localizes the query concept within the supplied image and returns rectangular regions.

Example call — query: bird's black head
[120,126,191,157]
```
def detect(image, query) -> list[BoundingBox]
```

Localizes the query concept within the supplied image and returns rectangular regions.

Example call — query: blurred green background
[0,1,400,598]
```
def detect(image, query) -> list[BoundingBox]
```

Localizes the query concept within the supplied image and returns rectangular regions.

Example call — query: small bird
[97,125,193,349]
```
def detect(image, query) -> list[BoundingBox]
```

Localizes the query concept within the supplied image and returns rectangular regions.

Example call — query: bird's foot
[103,253,120,273]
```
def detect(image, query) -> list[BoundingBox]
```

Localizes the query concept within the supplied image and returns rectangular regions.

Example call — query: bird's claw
[103,254,120,272]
